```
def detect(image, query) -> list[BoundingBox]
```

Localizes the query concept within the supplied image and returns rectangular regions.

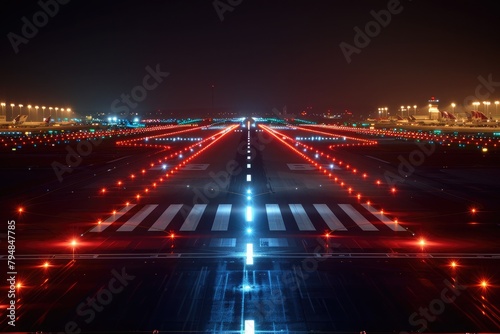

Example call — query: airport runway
[0,120,498,333]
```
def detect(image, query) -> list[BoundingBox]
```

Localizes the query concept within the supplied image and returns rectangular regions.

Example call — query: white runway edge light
[246,174,251,182]
[246,243,254,265]
[244,320,254,334]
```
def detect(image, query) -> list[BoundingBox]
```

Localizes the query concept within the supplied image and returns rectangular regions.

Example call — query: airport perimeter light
[473,102,480,111]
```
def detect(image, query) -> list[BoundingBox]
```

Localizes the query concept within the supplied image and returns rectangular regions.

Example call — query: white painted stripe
[366,155,390,164]
[245,320,255,334]
[313,204,347,231]
[106,155,131,164]
[117,204,158,232]
[180,204,207,231]
[362,204,406,231]
[266,204,286,231]
[89,204,136,232]
[212,204,232,231]
[338,204,378,231]
[289,204,315,231]
[148,204,183,231]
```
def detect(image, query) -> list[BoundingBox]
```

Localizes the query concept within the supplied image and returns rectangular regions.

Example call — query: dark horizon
[1,0,500,118]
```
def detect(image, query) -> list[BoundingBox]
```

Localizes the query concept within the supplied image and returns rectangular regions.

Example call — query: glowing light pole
[413,105,417,115]
[473,101,480,111]
[0,102,5,119]
[18,104,23,115]
[27,105,32,120]
[55,107,59,121]
[451,103,456,116]
[48,107,52,119]
[10,103,15,120]
[483,101,491,119]
[35,106,39,121]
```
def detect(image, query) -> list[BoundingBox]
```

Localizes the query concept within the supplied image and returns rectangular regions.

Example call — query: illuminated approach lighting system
[246,243,254,265]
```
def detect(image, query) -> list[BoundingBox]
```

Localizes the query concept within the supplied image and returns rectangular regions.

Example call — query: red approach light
[480,280,488,288]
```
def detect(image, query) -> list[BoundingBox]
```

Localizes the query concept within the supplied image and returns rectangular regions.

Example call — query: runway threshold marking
[289,204,316,231]
[338,204,379,231]
[266,204,286,231]
[180,204,207,231]
[313,204,348,231]
[89,204,137,232]
[148,204,183,231]
[117,204,158,232]
[362,204,406,232]
[211,204,232,231]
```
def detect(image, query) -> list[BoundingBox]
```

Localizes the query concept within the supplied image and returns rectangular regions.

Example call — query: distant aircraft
[20,116,52,127]
[0,115,28,127]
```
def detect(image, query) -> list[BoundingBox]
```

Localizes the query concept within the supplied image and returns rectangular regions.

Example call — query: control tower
[428,96,440,120]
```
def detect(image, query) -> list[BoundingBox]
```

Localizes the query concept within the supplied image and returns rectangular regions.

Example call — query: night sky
[1,0,500,117]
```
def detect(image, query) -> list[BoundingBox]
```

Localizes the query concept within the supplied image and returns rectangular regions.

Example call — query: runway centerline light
[246,206,253,222]
[246,243,254,265]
